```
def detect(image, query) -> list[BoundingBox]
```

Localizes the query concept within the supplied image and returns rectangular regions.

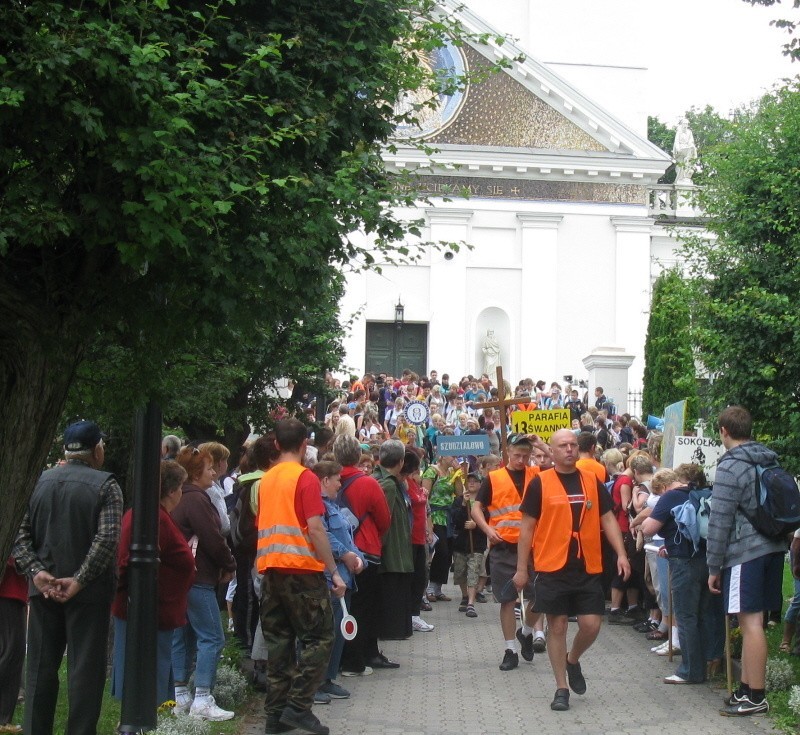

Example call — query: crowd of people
[0,367,793,732]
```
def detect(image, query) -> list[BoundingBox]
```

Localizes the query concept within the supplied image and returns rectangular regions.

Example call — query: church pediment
[386,0,671,187]
[427,44,605,152]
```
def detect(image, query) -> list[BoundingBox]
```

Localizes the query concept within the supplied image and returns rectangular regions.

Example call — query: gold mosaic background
[427,45,606,152]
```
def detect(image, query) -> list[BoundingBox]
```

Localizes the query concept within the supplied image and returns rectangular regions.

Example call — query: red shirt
[339,466,391,557]
[112,507,196,630]
[612,475,633,533]
[1,557,28,603]
[407,476,428,545]
[294,469,325,523]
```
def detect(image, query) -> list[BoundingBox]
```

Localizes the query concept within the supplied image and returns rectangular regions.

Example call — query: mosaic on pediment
[426,45,605,152]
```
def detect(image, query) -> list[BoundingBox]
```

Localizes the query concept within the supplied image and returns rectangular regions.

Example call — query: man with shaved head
[513,429,630,712]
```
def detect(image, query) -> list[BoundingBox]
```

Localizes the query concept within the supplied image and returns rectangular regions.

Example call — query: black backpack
[228,476,260,554]
[742,460,800,539]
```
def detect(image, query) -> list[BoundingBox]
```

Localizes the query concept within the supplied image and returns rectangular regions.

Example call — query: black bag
[228,477,259,553]
[742,461,800,539]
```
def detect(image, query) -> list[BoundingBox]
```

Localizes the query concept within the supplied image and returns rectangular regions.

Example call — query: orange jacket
[256,461,324,573]
[533,468,602,574]
[487,465,540,544]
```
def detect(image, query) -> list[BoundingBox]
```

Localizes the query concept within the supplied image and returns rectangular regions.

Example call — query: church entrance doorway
[365,322,428,377]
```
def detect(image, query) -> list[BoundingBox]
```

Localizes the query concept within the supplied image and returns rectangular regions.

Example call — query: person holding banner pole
[472,433,546,671]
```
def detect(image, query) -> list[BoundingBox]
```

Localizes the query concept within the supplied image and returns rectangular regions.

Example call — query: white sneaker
[340,666,374,677]
[412,616,434,632]
[227,618,234,633]
[189,694,234,721]
[173,693,192,715]
[651,641,680,655]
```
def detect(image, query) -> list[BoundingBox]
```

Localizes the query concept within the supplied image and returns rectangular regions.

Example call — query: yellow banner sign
[510,409,571,442]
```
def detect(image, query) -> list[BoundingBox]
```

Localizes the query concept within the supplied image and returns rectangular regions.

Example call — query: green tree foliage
[647,116,676,183]
[683,105,738,185]
[744,0,800,59]
[0,0,510,562]
[642,269,698,424]
[683,82,800,469]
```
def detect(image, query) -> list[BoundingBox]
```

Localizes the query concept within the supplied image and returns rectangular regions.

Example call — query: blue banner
[435,434,491,457]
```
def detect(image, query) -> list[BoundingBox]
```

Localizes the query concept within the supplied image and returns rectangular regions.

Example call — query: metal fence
[627,389,643,419]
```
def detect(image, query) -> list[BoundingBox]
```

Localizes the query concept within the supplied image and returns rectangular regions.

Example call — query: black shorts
[531,567,605,617]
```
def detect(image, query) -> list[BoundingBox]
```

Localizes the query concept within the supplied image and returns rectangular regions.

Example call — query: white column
[611,216,653,390]
[582,347,635,415]
[427,208,473,376]
[517,214,563,380]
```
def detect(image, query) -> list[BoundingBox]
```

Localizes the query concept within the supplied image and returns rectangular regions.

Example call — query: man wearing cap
[471,433,547,671]
[13,420,123,735]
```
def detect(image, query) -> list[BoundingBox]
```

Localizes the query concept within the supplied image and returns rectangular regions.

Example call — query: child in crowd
[451,472,488,618]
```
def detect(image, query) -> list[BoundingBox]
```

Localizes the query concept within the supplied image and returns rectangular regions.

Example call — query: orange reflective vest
[256,461,324,574]
[487,465,540,544]
[533,468,602,574]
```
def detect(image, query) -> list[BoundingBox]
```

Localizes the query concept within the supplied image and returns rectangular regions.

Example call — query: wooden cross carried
[472,365,533,464]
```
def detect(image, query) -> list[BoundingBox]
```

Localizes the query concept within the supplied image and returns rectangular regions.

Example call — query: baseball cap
[507,432,532,448]
[63,420,106,451]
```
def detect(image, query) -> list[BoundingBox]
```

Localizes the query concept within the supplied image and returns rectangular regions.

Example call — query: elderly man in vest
[472,433,546,671]
[257,418,345,735]
[13,420,123,735]
[513,429,629,712]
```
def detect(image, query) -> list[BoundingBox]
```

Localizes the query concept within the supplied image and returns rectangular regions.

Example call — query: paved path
[242,584,776,735]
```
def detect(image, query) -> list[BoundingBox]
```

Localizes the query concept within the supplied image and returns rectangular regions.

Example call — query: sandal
[780,641,792,653]
[435,593,452,601]
[646,630,668,641]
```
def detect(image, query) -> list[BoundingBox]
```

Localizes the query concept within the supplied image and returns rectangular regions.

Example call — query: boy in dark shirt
[452,473,488,618]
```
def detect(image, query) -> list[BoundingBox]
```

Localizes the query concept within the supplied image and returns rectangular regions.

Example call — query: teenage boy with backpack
[707,405,794,716]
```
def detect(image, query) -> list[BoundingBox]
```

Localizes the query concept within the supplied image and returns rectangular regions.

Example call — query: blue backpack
[742,462,800,539]
[670,487,713,554]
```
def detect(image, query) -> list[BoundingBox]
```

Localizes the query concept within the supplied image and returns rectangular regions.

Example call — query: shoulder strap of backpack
[338,471,366,502]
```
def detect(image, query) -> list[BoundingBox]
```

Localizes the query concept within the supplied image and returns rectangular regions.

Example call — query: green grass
[764,558,800,733]
[10,620,256,734]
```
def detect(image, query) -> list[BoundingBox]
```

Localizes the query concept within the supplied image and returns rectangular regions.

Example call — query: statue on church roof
[482,329,501,375]
[673,117,697,185]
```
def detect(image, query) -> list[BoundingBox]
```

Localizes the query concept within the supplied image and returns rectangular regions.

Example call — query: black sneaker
[265,714,294,734]
[550,688,570,711]
[499,649,519,671]
[532,635,546,653]
[607,609,636,625]
[723,688,747,706]
[279,706,330,734]
[566,656,586,695]
[516,629,534,661]
[719,695,769,716]
[633,620,657,633]
[476,592,488,603]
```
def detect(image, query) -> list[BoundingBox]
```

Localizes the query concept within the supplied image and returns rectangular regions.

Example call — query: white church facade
[339,0,696,410]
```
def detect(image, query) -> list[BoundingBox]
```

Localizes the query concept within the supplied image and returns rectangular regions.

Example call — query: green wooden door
[365,322,427,377]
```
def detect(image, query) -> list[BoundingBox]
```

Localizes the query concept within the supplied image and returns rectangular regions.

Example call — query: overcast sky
[528,0,798,123]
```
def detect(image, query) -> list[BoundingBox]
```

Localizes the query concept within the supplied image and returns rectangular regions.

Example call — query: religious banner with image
[510,409,571,443]
[671,435,724,483]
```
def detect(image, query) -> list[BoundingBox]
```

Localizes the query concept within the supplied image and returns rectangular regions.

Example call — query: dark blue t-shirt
[650,487,697,559]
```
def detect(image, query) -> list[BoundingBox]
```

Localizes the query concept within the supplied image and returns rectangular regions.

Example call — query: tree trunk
[0,322,86,580]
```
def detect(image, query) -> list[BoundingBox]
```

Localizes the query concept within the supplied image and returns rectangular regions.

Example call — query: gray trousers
[25,595,111,735]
